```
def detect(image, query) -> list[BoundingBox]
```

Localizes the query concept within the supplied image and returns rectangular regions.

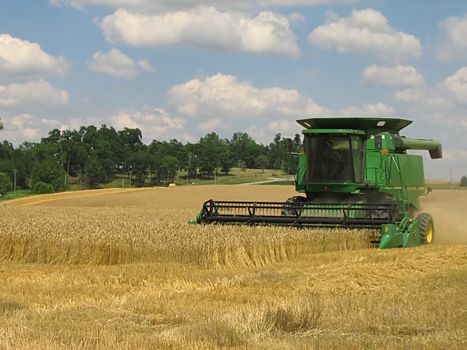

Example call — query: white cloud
[0,80,69,109]
[395,87,452,110]
[267,119,301,135]
[0,107,188,144]
[308,8,422,60]
[287,12,306,24]
[245,125,267,143]
[198,118,226,132]
[0,34,69,78]
[137,59,154,73]
[110,108,186,141]
[0,114,77,144]
[394,68,467,111]
[392,68,467,133]
[88,48,152,78]
[436,14,467,62]
[50,0,359,11]
[363,65,425,87]
[99,7,300,57]
[337,102,394,116]
[168,73,324,118]
[442,67,467,104]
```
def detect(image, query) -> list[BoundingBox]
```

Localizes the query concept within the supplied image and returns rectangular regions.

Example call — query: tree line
[0,124,302,194]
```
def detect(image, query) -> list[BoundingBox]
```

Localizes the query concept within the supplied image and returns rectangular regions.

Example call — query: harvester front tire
[417,213,434,244]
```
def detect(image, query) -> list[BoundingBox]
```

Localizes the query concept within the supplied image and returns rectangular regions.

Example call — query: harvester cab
[194,118,442,249]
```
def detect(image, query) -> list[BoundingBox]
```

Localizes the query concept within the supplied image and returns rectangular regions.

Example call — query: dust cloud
[420,190,467,244]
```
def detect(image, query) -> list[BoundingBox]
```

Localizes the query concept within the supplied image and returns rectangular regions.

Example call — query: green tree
[198,133,228,177]
[256,154,269,173]
[219,148,234,175]
[129,149,151,186]
[0,172,12,196]
[32,181,54,194]
[61,129,89,177]
[31,159,66,192]
[229,132,262,168]
[268,133,299,175]
[83,156,106,188]
[0,141,30,188]
[461,176,467,187]
[160,155,179,183]
[238,160,246,173]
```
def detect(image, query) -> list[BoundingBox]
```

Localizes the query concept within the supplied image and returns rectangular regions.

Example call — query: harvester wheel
[417,213,434,244]
[282,196,307,216]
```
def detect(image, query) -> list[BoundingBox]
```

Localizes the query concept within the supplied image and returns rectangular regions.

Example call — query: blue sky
[1,0,467,179]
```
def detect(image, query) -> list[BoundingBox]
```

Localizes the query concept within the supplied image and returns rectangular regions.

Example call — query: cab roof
[296,117,412,132]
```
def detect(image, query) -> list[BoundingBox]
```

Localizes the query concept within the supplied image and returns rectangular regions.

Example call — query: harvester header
[194,117,442,249]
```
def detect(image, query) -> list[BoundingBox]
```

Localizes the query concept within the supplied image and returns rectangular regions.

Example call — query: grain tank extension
[193,118,442,249]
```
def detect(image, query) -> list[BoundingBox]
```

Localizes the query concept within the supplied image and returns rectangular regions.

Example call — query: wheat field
[0,186,466,349]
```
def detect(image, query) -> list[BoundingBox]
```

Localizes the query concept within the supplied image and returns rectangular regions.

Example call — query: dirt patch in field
[420,190,467,244]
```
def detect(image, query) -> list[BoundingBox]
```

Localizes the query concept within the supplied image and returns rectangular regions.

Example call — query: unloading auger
[193,118,442,249]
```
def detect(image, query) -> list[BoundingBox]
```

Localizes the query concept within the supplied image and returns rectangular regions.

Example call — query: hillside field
[0,186,466,349]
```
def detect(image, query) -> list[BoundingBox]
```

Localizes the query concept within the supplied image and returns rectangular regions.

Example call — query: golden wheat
[0,205,375,268]
[0,186,465,349]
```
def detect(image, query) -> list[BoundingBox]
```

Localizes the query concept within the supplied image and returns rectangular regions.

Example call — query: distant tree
[268,133,300,175]
[229,132,261,168]
[238,160,246,173]
[129,149,151,186]
[31,159,66,192]
[61,129,90,177]
[160,155,179,183]
[198,133,228,177]
[32,181,54,194]
[219,149,234,175]
[256,155,269,173]
[293,133,302,150]
[0,172,12,196]
[83,156,106,188]
[461,176,467,187]
[184,144,199,180]
[0,142,29,188]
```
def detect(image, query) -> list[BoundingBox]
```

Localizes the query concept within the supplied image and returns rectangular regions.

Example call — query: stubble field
[0,186,466,349]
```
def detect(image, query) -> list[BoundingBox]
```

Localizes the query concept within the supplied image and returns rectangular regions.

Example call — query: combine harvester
[194,118,442,249]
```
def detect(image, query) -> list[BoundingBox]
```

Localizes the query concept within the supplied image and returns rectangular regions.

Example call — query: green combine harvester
[194,118,442,249]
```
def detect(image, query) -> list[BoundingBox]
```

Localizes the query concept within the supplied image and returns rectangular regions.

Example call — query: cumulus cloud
[337,102,394,116]
[0,107,188,144]
[308,8,422,60]
[394,68,467,111]
[363,65,425,87]
[88,48,153,78]
[198,118,226,132]
[392,68,467,133]
[0,80,69,109]
[436,14,467,62]
[0,34,69,78]
[137,59,154,73]
[110,108,186,141]
[50,0,359,11]
[442,67,467,104]
[267,119,301,135]
[394,87,452,110]
[168,73,324,118]
[0,114,78,144]
[245,125,268,143]
[99,7,300,57]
